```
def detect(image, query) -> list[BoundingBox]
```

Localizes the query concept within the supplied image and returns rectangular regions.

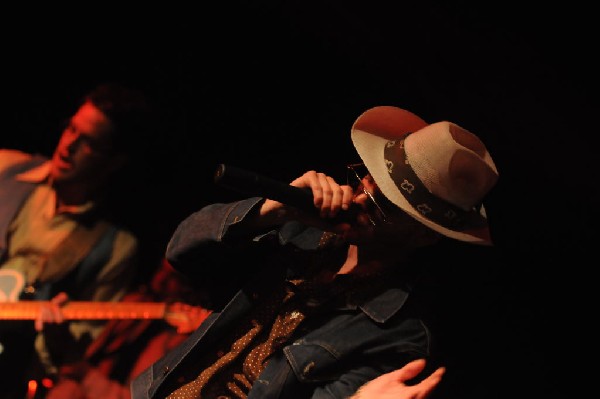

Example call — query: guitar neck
[0,301,167,320]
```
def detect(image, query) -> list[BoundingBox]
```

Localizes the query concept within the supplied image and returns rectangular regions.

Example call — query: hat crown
[404,121,498,211]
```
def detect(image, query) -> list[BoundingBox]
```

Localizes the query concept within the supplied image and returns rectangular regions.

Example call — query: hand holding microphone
[214,164,359,224]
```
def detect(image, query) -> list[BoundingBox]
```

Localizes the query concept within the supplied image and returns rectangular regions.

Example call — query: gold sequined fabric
[164,272,358,399]
[166,280,310,399]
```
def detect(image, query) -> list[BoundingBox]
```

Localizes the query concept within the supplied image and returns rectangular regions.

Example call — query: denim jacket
[131,198,433,399]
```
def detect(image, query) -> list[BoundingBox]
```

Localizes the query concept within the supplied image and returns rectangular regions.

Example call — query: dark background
[3,3,597,398]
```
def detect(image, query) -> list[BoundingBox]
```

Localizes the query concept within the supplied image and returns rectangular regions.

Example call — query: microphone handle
[214,164,315,211]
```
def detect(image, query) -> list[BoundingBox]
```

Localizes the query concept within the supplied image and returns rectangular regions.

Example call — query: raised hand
[351,359,446,399]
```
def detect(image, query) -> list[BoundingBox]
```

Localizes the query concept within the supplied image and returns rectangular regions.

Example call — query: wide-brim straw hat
[351,106,499,245]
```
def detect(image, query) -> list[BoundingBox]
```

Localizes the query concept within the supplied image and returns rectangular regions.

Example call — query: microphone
[213,164,359,222]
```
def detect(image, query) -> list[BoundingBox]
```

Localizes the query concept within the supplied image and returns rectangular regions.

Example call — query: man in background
[0,82,151,399]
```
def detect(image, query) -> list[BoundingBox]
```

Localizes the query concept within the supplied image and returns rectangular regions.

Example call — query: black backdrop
[3,3,597,398]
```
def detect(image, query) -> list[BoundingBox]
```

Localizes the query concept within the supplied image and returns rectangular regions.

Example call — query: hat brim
[351,106,492,245]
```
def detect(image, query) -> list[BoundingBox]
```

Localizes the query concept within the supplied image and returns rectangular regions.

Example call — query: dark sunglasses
[346,163,390,226]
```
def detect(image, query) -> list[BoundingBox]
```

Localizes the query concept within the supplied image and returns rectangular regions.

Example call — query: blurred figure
[0,82,151,399]
[43,260,211,399]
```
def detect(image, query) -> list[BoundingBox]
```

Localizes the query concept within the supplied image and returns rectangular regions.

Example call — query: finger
[296,171,322,208]
[34,314,44,332]
[52,292,69,305]
[51,292,68,323]
[394,358,427,382]
[341,184,354,211]
[51,302,65,324]
[326,176,345,217]
[415,367,445,399]
[35,305,53,331]
[314,173,332,217]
